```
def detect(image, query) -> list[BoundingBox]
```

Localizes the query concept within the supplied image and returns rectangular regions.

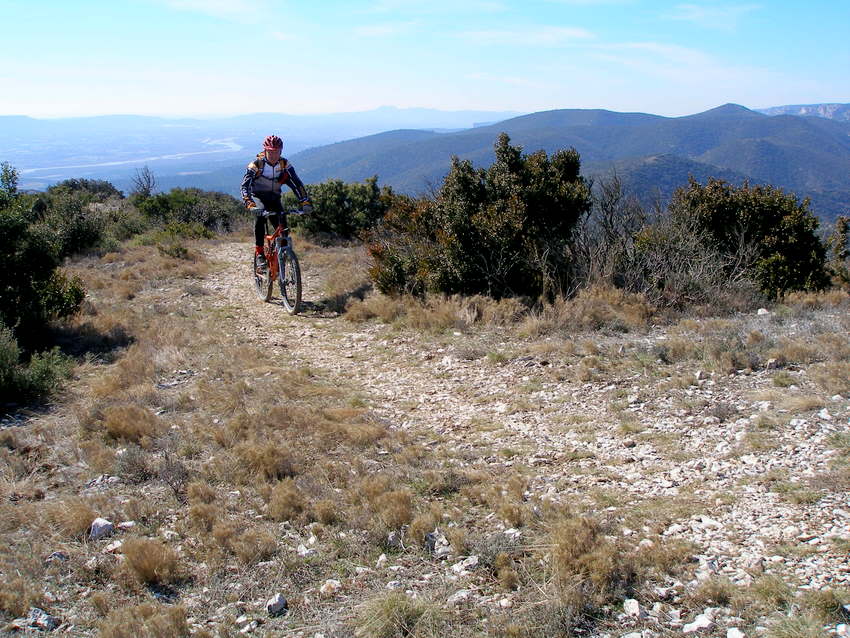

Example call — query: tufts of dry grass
[346,292,528,331]
[267,478,307,523]
[121,537,183,585]
[809,361,850,394]
[353,592,445,638]
[50,499,97,539]
[800,588,850,623]
[101,405,164,445]
[766,615,826,638]
[549,516,635,609]
[0,577,44,617]
[521,286,654,336]
[98,603,190,638]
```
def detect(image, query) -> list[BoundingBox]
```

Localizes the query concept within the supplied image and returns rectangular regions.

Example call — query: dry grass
[521,286,654,336]
[549,516,635,608]
[354,592,445,638]
[809,361,850,394]
[101,405,164,445]
[98,603,190,638]
[346,292,527,330]
[8,237,844,635]
[50,499,97,539]
[0,577,44,617]
[121,537,182,585]
[267,478,307,523]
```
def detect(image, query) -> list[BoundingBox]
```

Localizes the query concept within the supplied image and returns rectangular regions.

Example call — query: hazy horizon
[2,1,848,119]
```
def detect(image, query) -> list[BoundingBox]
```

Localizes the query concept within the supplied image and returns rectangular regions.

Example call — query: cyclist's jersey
[240,153,309,205]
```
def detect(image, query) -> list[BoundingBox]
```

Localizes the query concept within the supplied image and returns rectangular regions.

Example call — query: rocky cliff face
[758,103,850,121]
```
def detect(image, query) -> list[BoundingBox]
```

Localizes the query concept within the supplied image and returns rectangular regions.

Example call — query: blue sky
[2,0,848,117]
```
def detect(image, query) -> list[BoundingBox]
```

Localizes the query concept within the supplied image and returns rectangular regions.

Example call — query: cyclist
[240,134,312,270]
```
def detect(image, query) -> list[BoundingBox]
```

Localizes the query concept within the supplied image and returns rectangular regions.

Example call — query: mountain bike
[253,208,304,314]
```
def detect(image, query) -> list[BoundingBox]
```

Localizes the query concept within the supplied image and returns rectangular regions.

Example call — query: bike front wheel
[277,248,302,314]
[253,253,273,302]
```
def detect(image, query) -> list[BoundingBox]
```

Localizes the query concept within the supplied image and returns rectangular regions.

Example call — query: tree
[131,165,157,198]
[668,178,829,297]
[367,134,591,299]
[0,161,19,209]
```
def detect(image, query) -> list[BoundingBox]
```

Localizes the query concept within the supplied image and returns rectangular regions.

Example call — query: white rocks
[727,629,746,638]
[451,556,479,575]
[376,553,388,568]
[320,579,342,596]
[386,581,403,590]
[10,608,60,632]
[757,308,770,316]
[818,408,833,421]
[89,518,114,541]
[297,544,317,557]
[446,589,472,607]
[624,599,644,618]
[499,597,513,609]
[683,614,714,633]
[103,540,123,554]
[45,551,69,563]
[116,521,136,531]
[266,593,287,617]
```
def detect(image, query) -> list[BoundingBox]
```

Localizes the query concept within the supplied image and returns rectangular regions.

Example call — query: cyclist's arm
[240,165,258,206]
[280,164,310,202]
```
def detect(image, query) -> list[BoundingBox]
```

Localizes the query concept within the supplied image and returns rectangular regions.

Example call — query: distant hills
[4,103,850,221]
[3,107,521,191]
[277,103,850,220]
[757,103,850,122]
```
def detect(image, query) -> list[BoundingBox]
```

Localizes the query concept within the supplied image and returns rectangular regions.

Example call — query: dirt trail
[205,241,850,593]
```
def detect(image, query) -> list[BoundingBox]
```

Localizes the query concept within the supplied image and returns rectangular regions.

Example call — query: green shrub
[0,207,85,343]
[0,325,72,408]
[669,178,829,298]
[135,188,245,231]
[286,176,394,238]
[828,216,850,287]
[46,178,122,202]
[367,133,591,300]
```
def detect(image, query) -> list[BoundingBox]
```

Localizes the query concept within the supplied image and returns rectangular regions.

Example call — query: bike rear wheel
[253,253,273,302]
[277,248,302,314]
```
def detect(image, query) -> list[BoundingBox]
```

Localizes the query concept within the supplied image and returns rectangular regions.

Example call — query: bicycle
[253,208,304,314]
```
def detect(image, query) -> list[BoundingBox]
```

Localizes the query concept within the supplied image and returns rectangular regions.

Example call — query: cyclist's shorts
[252,192,284,215]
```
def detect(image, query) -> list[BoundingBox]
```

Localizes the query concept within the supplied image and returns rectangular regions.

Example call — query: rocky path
[206,241,850,595]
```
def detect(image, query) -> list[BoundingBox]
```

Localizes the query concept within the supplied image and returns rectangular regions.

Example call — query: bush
[286,176,394,238]
[668,178,829,298]
[135,188,245,231]
[46,178,122,202]
[367,133,591,300]
[0,207,85,343]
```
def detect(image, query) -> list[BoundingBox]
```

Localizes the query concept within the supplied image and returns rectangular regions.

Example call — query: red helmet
[263,135,283,150]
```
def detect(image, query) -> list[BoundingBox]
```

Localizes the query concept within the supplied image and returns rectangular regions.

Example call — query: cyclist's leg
[265,194,286,234]
[252,196,268,250]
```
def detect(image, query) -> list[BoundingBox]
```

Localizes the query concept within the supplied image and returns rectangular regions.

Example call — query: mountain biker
[241,134,312,270]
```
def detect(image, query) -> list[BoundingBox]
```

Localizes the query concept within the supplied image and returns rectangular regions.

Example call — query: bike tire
[253,253,273,302]
[277,248,302,314]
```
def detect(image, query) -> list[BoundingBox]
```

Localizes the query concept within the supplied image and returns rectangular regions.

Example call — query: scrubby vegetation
[285,175,395,239]
[0,161,248,412]
[367,133,591,299]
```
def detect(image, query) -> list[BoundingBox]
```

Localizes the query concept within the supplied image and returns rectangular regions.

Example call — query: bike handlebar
[259,208,308,217]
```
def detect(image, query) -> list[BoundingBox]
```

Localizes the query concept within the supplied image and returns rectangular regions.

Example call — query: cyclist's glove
[244,197,257,210]
[300,199,313,214]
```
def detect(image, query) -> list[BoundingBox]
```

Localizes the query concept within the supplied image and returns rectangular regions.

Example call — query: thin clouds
[364,0,507,14]
[353,22,417,37]
[461,25,594,46]
[161,0,273,21]
[667,3,761,30]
